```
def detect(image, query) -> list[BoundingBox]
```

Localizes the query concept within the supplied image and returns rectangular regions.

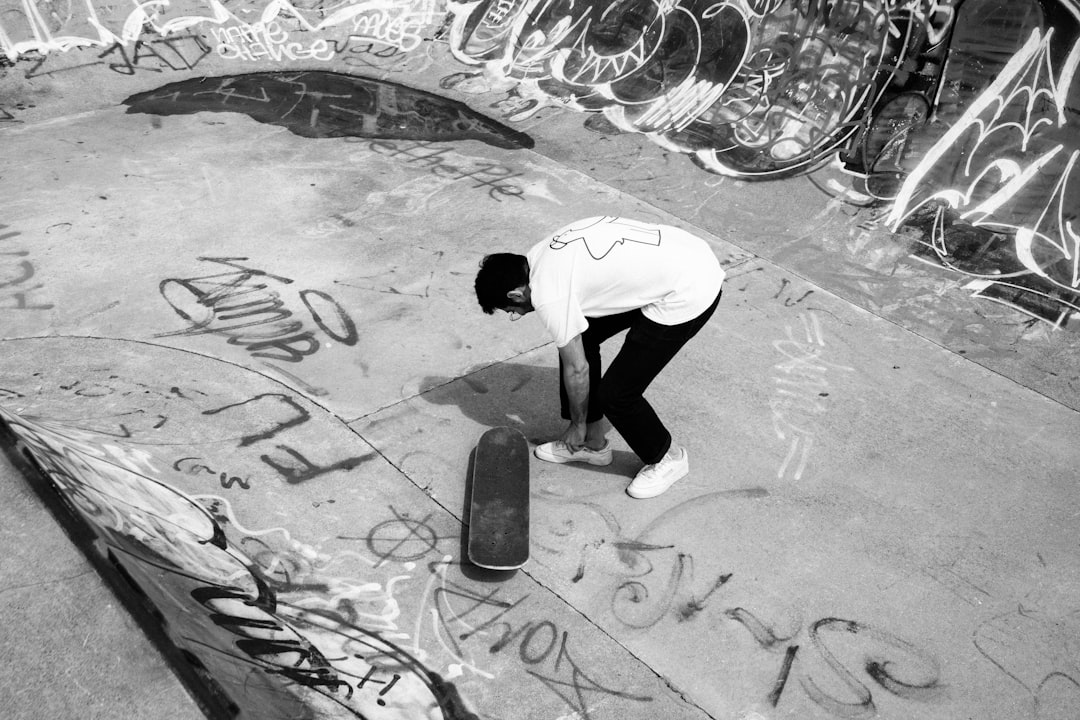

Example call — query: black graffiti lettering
[99,35,213,75]
[159,278,288,335]
[678,571,732,621]
[339,38,405,64]
[419,146,465,169]
[192,584,347,690]
[487,617,529,654]
[300,290,359,345]
[100,42,154,76]
[202,393,311,447]
[127,36,212,73]
[0,259,34,287]
[184,278,282,311]
[425,568,528,659]
[611,550,686,628]
[436,584,652,720]
[194,257,294,284]
[160,34,214,70]
[404,144,459,168]
[374,673,400,706]
[0,228,52,309]
[726,607,795,649]
[799,618,942,718]
[158,258,354,362]
[260,444,373,483]
[349,665,405,706]
[214,294,293,326]
[74,384,116,398]
[22,53,104,79]
[219,472,250,490]
[519,621,558,664]
[1,286,54,310]
[459,163,526,201]
[786,290,814,306]
[767,644,800,707]
[527,631,653,719]
[365,140,525,200]
[241,332,321,363]
[174,456,216,475]
[220,321,307,345]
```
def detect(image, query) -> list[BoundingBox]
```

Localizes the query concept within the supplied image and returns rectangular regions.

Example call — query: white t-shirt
[527,216,725,347]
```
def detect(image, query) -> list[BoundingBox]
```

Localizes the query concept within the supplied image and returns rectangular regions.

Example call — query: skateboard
[467,426,530,570]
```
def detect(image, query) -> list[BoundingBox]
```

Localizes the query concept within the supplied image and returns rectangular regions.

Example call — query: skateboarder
[474,216,725,498]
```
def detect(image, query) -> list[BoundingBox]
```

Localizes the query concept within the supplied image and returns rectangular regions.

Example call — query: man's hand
[560,421,588,451]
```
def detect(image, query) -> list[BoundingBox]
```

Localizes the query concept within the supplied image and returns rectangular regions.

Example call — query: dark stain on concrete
[123,71,535,150]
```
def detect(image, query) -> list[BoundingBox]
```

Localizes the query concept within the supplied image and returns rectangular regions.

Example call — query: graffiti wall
[444,0,1080,326]
[2,0,1079,326]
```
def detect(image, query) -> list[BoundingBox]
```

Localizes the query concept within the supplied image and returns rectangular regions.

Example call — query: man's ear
[506,287,526,303]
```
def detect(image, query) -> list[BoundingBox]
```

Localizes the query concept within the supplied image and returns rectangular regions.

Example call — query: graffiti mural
[447,0,916,177]
[884,2,1080,327]
[445,0,1080,324]
[0,0,443,61]
[0,405,476,719]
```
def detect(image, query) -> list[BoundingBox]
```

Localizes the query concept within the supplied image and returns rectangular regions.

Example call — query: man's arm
[558,335,590,449]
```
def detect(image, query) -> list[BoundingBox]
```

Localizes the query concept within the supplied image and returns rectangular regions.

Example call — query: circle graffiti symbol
[366,513,440,562]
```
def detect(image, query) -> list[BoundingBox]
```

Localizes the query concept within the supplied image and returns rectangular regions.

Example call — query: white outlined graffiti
[770,310,854,482]
[0,0,442,60]
[0,405,473,719]
[887,26,1080,305]
[442,0,1080,325]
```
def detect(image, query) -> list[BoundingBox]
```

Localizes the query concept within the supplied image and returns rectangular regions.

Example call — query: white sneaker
[535,440,613,466]
[627,446,688,498]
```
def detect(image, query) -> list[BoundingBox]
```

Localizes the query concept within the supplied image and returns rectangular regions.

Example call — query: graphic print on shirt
[549,216,662,260]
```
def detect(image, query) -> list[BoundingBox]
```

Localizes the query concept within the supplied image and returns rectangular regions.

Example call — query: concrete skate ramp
[3,2,1080,720]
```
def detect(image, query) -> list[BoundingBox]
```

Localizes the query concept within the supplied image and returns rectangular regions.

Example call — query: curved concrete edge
[0,419,209,720]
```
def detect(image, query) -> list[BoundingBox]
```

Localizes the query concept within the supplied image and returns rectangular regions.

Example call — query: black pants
[559,291,721,464]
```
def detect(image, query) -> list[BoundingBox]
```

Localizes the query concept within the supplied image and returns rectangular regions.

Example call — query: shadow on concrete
[421,361,640,479]
[438,362,643,581]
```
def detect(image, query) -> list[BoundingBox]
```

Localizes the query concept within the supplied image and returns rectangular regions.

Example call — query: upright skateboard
[467,426,530,570]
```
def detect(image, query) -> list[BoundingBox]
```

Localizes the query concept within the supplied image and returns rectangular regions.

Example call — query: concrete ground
[3,37,1080,720]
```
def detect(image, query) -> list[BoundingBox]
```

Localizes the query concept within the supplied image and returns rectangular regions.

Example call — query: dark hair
[475,253,529,314]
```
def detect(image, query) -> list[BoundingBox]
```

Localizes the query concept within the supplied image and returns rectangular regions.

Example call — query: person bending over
[474,215,725,499]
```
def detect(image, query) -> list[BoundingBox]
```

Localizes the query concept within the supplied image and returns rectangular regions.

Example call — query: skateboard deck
[468,426,530,570]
